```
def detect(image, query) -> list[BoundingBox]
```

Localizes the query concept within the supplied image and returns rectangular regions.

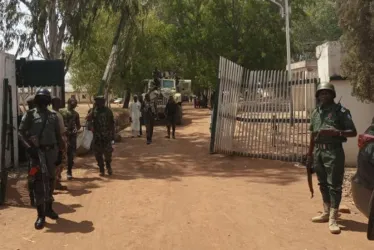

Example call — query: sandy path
[1,105,373,250]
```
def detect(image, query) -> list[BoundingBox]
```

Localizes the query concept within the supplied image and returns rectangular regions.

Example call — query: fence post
[209,78,221,154]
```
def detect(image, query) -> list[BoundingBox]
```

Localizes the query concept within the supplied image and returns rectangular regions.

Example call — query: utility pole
[268,0,293,125]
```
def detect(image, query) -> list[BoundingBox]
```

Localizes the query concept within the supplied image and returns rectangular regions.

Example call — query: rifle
[20,112,51,204]
[306,131,320,199]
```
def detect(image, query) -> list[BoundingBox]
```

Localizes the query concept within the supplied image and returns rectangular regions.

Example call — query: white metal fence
[211,57,319,162]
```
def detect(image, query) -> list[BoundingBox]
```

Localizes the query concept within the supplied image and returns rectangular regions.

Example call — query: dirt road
[1,105,373,250]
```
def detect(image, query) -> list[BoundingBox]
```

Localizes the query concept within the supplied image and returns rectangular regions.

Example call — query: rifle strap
[38,110,49,142]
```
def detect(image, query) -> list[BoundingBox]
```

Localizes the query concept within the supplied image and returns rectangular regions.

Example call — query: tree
[337,0,374,102]
[292,0,342,61]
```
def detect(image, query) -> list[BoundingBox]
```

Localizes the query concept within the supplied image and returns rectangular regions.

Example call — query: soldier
[51,97,67,190]
[307,82,357,234]
[142,93,156,145]
[87,96,115,176]
[164,96,178,139]
[18,88,63,230]
[60,98,81,180]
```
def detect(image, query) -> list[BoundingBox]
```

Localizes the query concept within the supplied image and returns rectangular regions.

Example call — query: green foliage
[69,0,345,95]
[292,0,342,61]
[337,0,374,102]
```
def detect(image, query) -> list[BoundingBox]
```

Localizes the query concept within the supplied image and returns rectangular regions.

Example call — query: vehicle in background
[142,78,191,125]
[351,122,374,240]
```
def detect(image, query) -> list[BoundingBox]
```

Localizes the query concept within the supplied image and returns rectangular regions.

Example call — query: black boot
[45,202,59,220]
[35,205,45,230]
[106,162,113,176]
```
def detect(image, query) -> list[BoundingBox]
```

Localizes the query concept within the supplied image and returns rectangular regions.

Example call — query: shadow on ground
[2,106,304,208]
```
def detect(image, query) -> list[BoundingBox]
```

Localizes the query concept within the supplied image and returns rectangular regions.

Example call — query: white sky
[4,3,73,89]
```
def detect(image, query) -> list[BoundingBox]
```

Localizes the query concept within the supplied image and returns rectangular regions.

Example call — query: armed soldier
[87,96,115,176]
[61,98,81,180]
[307,82,357,234]
[18,89,63,230]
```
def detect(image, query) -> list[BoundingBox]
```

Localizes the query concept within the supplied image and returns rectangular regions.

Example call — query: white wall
[332,80,374,166]
[0,52,19,168]
[316,41,342,83]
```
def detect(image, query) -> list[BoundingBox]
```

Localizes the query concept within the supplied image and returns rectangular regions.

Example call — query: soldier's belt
[39,144,55,151]
[315,143,342,150]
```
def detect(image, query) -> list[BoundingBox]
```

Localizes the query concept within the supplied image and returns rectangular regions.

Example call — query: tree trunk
[122,90,131,109]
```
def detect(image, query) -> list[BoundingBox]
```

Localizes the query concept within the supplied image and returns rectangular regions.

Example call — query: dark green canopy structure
[16,58,65,88]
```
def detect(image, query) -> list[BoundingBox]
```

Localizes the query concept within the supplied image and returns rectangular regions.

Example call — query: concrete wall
[332,80,374,166]
[291,83,316,113]
[316,41,342,83]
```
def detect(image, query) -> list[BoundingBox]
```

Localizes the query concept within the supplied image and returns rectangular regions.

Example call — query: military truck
[142,78,190,125]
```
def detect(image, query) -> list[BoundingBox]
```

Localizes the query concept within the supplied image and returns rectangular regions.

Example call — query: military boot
[106,162,113,176]
[329,208,341,234]
[172,131,175,139]
[312,203,330,223]
[35,205,45,230]
[45,202,59,220]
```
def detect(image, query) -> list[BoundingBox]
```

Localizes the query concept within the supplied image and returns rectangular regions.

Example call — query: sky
[5,3,73,90]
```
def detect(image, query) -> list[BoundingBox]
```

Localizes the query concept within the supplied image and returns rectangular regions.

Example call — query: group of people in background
[19,90,115,230]
[129,94,179,144]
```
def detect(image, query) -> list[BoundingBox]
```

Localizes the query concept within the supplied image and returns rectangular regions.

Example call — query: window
[162,79,175,88]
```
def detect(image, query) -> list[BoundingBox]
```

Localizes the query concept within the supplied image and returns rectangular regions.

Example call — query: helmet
[316,82,336,98]
[34,88,51,105]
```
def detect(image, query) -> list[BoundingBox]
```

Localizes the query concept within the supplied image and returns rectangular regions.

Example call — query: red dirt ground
[1,104,373,250]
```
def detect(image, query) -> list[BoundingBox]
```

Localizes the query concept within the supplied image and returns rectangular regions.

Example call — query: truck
[142,78,191,125]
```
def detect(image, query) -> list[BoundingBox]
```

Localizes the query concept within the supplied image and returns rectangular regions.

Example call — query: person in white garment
[129,95,142,137]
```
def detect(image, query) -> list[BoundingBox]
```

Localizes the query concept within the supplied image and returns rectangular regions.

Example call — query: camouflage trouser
[30,147,58,206]
[54,150,67,188]
[67,135,77,173]
[313,145,345,209]
[93,140,113,172]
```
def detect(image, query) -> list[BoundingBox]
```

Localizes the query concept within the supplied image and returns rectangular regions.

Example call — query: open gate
[210,57,319,163]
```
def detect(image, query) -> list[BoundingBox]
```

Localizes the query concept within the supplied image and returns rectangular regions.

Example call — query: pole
[284,0,294,126]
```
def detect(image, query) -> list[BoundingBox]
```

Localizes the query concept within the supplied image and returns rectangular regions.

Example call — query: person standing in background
[129,95,142,138]
[142,94,156,145]
[61,98,81,180]
[51,97,67,191]
[164,96,178,139]
[138,95,145,136]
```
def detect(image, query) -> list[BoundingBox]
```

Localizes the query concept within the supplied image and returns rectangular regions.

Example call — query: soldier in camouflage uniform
[87,96,115,176]
[307,82,357,234]
[61,98,81,180]
[18,89,63,230]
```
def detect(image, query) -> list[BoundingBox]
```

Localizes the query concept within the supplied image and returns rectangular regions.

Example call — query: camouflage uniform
[309,82,357,234]
[90,97,115,175]
[60,107,80,179]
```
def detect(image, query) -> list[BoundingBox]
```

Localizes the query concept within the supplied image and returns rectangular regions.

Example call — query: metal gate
[210,57,319,162]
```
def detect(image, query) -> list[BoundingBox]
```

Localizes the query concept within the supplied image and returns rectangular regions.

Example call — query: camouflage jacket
[92,107,115,141]
[309,103,357,144]
[60,108,80,136]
